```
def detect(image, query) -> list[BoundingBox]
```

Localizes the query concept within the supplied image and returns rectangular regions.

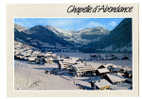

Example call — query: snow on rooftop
[95,79,112,89]
[106,74,126,83]
[97,68,109,74]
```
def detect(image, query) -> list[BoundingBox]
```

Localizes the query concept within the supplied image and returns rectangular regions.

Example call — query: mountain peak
[30,25,46,30]
[14,24,27,32]
[78,26,110,35]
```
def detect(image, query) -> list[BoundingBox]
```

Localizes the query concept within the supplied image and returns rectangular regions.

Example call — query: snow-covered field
[14,52,132,90]
[15,61,78,90]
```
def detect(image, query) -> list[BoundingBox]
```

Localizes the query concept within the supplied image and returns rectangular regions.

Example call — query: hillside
[80,18,132,53]
[14,25,73,51]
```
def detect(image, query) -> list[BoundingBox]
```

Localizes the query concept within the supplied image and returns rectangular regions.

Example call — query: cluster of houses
[52,57,132,90]
[14,41,132,90]
[14,41,56,64]
[41,55,132,90]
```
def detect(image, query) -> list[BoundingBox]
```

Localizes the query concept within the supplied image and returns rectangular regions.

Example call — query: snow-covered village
[14,18,132,90]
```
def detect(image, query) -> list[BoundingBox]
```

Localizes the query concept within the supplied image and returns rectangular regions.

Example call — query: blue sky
[15,18,124,31]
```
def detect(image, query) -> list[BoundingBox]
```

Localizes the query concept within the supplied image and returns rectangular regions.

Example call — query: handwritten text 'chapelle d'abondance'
[67,5,134,15]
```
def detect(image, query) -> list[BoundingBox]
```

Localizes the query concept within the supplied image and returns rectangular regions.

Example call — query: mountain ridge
[14,18,132,53]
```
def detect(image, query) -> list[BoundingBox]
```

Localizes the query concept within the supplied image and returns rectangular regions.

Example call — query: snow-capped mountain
[14,25,73,50]
[14,24,27,32]
[14,18,132,53]
[45,25,110,45]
